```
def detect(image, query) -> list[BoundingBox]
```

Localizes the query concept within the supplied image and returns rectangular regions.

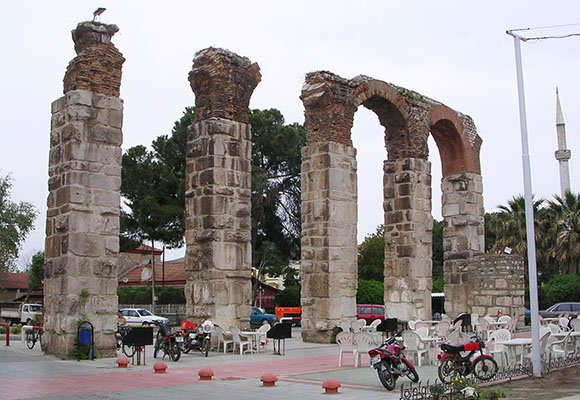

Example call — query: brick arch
[429,105,480,177]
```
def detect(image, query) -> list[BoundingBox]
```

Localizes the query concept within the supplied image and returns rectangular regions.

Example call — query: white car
[120,308,169,326]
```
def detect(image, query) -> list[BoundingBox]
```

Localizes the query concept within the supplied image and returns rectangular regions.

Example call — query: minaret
[555,88,572,197]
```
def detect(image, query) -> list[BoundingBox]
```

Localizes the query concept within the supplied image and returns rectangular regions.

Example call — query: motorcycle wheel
[170,342,181,362]
[377,362,397,391]
[407,368,419,383]
[203,337,210,357]
[473,357,498,380]
[182,340,191,354]
[438,358,459,384]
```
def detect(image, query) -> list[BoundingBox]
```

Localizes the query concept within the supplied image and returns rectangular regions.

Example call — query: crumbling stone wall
[300,71,484,342]
[468,254,525,323]
[184,48,260,328]
[44,22,124,358]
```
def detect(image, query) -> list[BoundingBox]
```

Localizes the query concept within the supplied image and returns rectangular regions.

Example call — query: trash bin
[77,321,94,361]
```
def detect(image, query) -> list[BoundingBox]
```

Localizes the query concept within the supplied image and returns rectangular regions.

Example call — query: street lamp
[506,28,542,377]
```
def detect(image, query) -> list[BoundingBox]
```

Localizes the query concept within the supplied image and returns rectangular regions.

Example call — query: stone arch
[300,71,484,342]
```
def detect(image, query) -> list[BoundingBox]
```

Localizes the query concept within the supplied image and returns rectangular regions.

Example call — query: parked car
[120,308,169,326]
[250,306,276,327]
[356,304,385,325]
[524,302,580,325]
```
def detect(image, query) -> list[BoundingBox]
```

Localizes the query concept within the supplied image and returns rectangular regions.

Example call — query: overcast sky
[2,1,579,264]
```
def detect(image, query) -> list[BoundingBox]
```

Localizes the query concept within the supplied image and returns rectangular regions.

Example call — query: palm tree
[547,191,580,275]
[491,195,545,258]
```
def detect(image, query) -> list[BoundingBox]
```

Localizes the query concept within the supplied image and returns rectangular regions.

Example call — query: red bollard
[322,378,341,394]
[153,362,167,373]
[116,357,129,368]
[0,323,10,347]
[198,368,214,380]
[261,373,277,387]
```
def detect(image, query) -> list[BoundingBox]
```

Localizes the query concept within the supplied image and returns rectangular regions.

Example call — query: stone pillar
[44,22,124,358]
[185,48,260,328]
[383,158,432,322]
[300,142,358,343]
[441,172,484,316]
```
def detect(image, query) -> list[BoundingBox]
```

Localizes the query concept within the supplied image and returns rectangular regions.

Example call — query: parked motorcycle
[152,321,182,362]
[368,332,419,390]
[180,319,213,357]
[437,332,498,383]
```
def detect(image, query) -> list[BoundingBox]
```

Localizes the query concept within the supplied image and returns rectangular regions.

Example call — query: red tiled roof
[0,272,30,289]
[126,244,163,256]
[119,261,185,286]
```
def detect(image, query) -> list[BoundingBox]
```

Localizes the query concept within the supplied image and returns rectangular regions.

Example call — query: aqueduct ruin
[43,20,524,357]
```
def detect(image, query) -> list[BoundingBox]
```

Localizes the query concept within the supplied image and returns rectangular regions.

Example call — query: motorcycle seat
[440,343,465,354]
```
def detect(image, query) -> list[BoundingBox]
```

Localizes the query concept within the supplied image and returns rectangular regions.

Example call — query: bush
[11,325,21,334]
[118,286,185,304]
[479,387,506,399]
[540,275,580,306]
[357,279,383,304]
[275,285,301,307]
[432,277,444,293]
[0,326,5,334]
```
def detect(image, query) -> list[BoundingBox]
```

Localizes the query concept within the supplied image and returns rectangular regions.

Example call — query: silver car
[120,308,169,326]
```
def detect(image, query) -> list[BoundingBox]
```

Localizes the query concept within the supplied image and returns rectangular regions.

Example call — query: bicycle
[115,326,136,357]
[25,327,43,349]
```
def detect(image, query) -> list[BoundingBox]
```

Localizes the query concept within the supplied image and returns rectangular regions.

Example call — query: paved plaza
[1,328,580,400]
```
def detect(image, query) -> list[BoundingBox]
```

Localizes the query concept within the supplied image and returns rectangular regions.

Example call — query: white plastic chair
[336,332,354,367]
[408,320,417,330]
[229,326,252,355]
[485,329,511,366]
[559,317,571,331]
[446,329,470,345]
[340,320,351,333]
[215,325,234,353]
[401,330,429,366]
[434,321,451,341]
[523,330,551,363]
[569,318,580,331]
[350,321,362,333]
[353,332,374,367]
[415,321,430,330]
[498,315,512,324]
[256,324,270,351]
[547,323,563,334]
[547,330,571,362]
[505,317,518,335]
[478,318,490,340]
[368,319,382,332]
[357,318,367,327]
[415,326,429,339]
[471,313,480,331]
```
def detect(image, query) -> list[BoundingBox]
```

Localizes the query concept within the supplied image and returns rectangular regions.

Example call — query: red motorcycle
[437,332,498,383]
[368,332,419,390]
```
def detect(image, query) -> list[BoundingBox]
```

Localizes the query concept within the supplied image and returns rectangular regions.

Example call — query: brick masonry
[300,71,485,340]
[300,142,358,342]
[468,254,526,323]
[44,21,124,358]
[184,48,260,328]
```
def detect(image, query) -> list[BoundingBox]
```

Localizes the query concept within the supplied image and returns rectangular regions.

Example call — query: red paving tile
[0,354,362,399]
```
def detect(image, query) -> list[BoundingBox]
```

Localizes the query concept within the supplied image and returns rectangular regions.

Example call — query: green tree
[275,285,301,307]
[356,279,384,304]
[546,191,580,275]
[27,251,44,291]
[0,174,38,273]
[432,220,443,280]
[357,225,385,281]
